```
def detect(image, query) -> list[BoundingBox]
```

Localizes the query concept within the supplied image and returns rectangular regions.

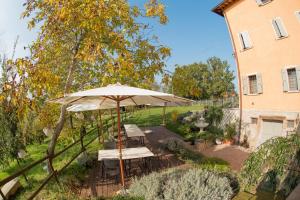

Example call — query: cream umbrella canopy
[49,83,192,186]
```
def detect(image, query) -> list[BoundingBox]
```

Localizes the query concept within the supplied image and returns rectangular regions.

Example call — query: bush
[129,168,233,200]
[112,195,144,200]
[224,123,237,140]
[240,134,300,197]
[205,106,223,127]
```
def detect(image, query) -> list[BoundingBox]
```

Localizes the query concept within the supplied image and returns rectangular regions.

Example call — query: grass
[0,126,101,200]
[124,105,203,136]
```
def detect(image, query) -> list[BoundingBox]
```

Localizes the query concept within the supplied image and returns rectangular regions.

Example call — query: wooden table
[98,147,154,161]
[98,147,155,177]
[124,124,145,144]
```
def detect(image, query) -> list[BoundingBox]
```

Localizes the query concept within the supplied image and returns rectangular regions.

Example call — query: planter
[223,139,233,145]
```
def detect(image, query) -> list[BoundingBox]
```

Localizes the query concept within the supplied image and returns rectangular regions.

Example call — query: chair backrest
[104,159,118,169]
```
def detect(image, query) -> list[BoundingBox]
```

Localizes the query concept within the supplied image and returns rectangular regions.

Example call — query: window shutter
[296,67,300,91]
[296,11,300,22]
[242,76,249,95]
[256,73,263,94]
[256,0,263,5]
[281,69,289,92]
[239,32,252,50]
[272,18,288,38]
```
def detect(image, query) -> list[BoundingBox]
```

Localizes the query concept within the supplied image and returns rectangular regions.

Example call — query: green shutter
[281,69,288,92]
[242,76,249,95]
[256,73,263,94]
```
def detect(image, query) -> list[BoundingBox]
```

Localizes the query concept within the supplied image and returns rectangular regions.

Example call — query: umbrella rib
[150,96,171,103]
[129,97,138,106]
[67,96,87,104]
[99,97,107,106]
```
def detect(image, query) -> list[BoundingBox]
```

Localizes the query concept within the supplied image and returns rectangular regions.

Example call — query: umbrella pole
[117,100,125,187]
[98,110,103,143]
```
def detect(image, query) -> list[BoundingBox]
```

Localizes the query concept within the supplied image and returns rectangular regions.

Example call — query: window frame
[248,74,258,95]
[238,31,252,51]
[286,120,295,129]
[296,11,300,22]
[286,67,299,92]
[271,17,289,40]
[256,0,273,6]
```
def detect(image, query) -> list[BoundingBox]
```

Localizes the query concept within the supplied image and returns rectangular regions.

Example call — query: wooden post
[162,102,167,126]
[110,109,115,137]
[98,110,103,143]
[116,100,125,187]
[80,125,86,151]
[16,158,28,182]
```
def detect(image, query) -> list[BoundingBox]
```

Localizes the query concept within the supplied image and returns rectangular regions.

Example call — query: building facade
[213,0,300,148]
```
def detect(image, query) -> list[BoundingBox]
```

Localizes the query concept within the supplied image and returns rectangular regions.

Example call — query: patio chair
[103,160,120,184]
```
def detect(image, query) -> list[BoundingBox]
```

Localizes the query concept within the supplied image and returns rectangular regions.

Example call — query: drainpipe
[224,12,243,144]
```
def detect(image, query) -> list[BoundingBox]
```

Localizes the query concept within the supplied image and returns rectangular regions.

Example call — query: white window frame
[238,31,252,51]
[296,11,300,22]
[256,0,272,6]
[285,66,299,92]
[271,17,288,40]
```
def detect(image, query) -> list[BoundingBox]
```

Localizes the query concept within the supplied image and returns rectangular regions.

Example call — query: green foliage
[224,123,237,140]
[112,195,144,200]
[171,57,235,100]
[240,134,300,197]
[129,168,233,200]
[205,105,223,127]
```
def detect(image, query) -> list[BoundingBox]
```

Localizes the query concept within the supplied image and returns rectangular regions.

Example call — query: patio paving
[76,126,250,198]
[201,143,250,171]
[77,126,188,198]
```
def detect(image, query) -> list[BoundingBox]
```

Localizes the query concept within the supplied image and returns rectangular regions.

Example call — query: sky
[0,0,236,85]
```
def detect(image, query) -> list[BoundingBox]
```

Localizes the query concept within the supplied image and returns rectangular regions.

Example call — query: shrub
[240,134,300,197]
[129,168,233,200]
[205,106,223,127]
[112,195,144,200]
[224,123,237,140]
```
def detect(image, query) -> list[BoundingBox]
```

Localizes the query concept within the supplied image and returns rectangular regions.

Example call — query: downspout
[224,12,243,143]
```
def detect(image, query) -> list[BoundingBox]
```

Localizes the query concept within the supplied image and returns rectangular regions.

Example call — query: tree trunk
[47,34,83,173]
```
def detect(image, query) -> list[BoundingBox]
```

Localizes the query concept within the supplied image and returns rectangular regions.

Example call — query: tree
[172,63,210,99]
[207,57,235,100]
[0,45,29,165]
[171,57,235,100]
[20,0,170,169]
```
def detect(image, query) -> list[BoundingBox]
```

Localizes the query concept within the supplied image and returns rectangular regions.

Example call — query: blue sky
[0,0,236,85]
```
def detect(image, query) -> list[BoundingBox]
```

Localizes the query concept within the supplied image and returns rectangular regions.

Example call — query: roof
[212,0,240,17]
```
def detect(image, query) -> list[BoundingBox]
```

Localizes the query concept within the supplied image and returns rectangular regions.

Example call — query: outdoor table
[124,124,145,145]
[98,147,154,177]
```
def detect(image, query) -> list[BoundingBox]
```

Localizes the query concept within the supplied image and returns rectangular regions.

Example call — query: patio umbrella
[49,83,192,186]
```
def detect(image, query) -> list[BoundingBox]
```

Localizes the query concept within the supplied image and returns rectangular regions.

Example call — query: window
[243,73,263,95]
[272,18,288,39]
[249,75,258,94]
[287,120,295,129]
[251,118,258,124]
[287,68,298,91]
[296,11,300,22]
[239,31,252,50]
[282,67,300,92]
[256,0,272,6]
